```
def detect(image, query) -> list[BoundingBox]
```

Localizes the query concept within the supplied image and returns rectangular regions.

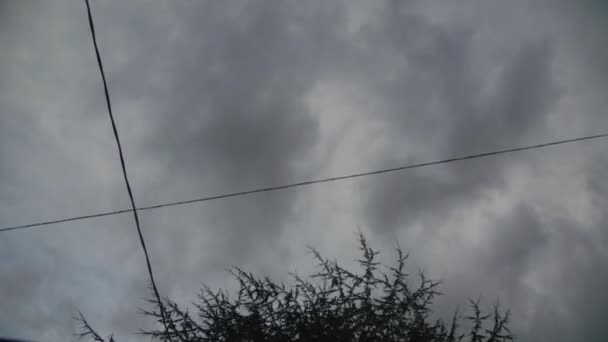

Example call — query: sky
[0,0,607,341]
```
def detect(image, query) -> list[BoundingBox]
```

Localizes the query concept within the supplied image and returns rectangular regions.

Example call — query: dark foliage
[78,234,512,341]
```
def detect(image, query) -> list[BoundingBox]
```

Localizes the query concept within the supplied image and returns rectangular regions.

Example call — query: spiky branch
[78,234,512,342]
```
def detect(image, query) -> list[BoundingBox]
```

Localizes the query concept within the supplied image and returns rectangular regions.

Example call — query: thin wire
[83,0,167,327]
[2,131,607,234]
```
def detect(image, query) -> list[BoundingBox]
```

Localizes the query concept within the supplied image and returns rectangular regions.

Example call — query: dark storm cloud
[521,214,608,341]
[99,0,356,266]
[436,153,608,342]
[360,5,561,232]
[1,0,608,341]
[350,2,606,341]
[428,189,606,342]
[482,205,547,288]
[140,0,344,183]
[561,155,608,341]
[569,1,608,89]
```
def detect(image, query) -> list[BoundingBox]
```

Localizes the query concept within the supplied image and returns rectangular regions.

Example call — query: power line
[83,0,167,328]
[2,131,607,234]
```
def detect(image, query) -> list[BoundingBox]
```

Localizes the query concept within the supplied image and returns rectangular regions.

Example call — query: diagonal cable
[2,131,607,234]
[83,0,167,328]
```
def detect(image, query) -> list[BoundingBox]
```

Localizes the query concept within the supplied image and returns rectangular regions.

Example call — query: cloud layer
[1,1,607,341]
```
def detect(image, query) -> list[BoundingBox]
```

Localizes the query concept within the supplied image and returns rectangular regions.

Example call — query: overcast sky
[1,1,607,341]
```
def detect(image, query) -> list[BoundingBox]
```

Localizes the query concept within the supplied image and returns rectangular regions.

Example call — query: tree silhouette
[78,234,512,341]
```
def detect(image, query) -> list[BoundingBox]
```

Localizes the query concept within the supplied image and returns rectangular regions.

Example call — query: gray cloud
[1,0,607,341]
[483,205,547,289]
[361,8,561,233]
[120,0,349,271]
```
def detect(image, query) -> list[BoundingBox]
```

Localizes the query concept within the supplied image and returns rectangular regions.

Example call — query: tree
[77,234,512,341]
